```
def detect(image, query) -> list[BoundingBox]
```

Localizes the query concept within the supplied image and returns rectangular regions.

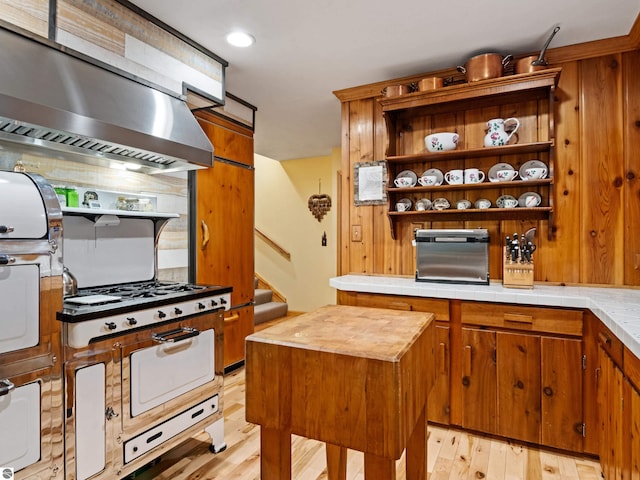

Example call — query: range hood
[0,27,214,174]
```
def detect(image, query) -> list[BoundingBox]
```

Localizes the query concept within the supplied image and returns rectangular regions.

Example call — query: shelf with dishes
[385,141,552,165]
[388,207,552,222]
[389,178,551,194]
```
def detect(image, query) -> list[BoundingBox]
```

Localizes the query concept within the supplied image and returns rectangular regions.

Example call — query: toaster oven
[415,229,490,285]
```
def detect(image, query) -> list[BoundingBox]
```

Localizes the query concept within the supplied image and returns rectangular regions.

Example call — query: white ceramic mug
[456,199,471,210]
[524,195,541,207]
[475,198,491,209]
[396,202,408,212]
[502,198,519,208]
[394,176,413,188]
[464,168,485,184]
[418,175,438,186]
[444,169,464,185]
[496,169,519,182]
[524,167,547,180]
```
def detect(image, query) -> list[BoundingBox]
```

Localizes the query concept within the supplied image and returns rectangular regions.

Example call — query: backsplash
[0,152,189,282]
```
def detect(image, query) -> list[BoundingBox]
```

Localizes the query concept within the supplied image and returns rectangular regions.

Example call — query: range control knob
[105,322,117,331]
[211,299,218,307]
[158,310,167,319]
[198,302,206,310]
[127,317,137,326]
[220,298,227,305]
[174,307,183,315]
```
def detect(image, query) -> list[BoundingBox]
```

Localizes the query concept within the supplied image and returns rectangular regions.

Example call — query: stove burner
[73,281,209,301]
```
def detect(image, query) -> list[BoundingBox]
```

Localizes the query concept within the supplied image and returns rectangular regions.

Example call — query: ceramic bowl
[425,132,459,152]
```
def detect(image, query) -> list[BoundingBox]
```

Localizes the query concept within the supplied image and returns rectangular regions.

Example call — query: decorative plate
[488,163,515,183]
[519,160,548,180]
[395,169,418,186]
[421,168,443,186]
[518,192,542,207]
[496,194,518,208]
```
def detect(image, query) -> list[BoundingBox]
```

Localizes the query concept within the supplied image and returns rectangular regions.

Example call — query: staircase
[254,277,288,326]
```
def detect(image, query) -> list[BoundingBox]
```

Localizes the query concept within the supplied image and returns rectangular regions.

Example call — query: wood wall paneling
[580,55,625,284]
[0,0,49,37]
[623,49,640,285]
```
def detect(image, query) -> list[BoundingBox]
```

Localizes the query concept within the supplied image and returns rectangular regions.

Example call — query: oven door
[0,365,63,478]
[120,312,223,437]
[0,259,60,363]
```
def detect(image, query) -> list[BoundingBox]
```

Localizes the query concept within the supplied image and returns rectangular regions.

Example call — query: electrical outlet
[352,225,362,242]
[322,232,327,246]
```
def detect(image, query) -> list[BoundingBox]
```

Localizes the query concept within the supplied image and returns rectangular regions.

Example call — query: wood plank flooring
[132,365,603,480]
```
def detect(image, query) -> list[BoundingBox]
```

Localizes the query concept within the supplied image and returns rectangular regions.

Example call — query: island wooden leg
[405,407,427,479]
[260,427,291,479]
[364,453,396,480]
[325,443,347,480]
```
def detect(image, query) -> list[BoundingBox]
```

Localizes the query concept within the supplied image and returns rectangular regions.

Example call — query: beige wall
[254,149,341,312]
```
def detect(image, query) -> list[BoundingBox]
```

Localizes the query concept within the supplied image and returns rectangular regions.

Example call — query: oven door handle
[0,254,16,265]
[0,379,16,396]
[151,327,200,344]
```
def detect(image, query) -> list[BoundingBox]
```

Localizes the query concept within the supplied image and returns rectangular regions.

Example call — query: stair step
[254,288,273,306]
[254,301,288,326]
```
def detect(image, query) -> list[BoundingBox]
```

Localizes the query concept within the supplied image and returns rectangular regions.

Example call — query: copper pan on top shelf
[417,77,444,91]
[457,53,512,82]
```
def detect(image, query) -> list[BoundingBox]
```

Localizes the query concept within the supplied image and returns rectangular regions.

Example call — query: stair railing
[255,227,291,261]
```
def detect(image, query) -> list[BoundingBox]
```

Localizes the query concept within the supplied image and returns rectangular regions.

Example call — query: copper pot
[382,84,412,97]
[515,55,548,74]
[417,77,444,91]
[457,53,512,82]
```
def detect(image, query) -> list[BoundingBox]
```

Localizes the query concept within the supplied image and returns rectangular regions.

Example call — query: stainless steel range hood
[0,28,214,174]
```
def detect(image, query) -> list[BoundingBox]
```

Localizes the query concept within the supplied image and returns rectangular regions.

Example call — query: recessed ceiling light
[226,31,255,48]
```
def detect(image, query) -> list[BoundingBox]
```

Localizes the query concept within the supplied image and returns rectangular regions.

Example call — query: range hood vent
[0,27,214,174]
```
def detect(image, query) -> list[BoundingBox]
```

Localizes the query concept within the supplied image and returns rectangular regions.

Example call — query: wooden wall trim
[334,12,640,103]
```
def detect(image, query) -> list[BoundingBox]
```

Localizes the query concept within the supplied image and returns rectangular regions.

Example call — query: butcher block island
[245,305,436,480]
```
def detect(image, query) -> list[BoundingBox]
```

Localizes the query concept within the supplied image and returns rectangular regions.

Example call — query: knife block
[503,247,534,289]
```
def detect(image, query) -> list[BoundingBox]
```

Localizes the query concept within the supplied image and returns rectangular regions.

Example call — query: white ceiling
[130,0,640,161]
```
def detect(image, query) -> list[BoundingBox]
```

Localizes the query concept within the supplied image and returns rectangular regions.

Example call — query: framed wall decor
[353,161,387,206]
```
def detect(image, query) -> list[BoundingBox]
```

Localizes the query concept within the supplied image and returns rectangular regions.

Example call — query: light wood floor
[133,316,603,479]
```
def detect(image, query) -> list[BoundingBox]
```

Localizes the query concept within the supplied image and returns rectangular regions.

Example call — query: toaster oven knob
[127,317,137,326]
[174,307,183,315]
[105,322,117,331]
[158,310,167,319]
[198,302,206,310]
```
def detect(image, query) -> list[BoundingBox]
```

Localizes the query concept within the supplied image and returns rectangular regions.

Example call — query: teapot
[484,118,520,147]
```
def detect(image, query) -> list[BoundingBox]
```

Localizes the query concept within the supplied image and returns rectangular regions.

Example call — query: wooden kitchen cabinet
[378,69,560,239]
[193,111,255,369]
[460,301,584,450]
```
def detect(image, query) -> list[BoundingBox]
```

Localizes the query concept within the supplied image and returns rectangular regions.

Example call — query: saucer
[496,194,518,208]
[488,163,515,183]
[421,168,443,186]
[518,192,542,207]
[432,197,450,210]
[519,160,547,180]
[395,169,418,186]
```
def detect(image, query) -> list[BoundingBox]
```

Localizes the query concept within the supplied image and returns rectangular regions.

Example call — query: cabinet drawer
[596,321,623,367]
[461,302,583,336]
[337,291,449,321]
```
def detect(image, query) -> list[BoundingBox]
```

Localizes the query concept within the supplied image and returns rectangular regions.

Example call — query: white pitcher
[484,118,520,147]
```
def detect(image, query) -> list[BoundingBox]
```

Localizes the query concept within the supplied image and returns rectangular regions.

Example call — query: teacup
[524,167,547,180]
[524,195,541,207]
[432,197,450,210]
[396,202,408,212]
[444,169,464,185]
[418,175,438,186]
[415,199,431,211]
[475,198,491,209]
[425,132,459,152]
[456,199,472,210]
[394,176,413,188]
[464,168,485,184]
[496,169,519,182]
[502,198,519,208]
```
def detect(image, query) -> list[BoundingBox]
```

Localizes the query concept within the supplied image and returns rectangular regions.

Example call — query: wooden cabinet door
[461,327,497,434]
[630,381,640,480]
[598,347,625,480]
[540,336,583,451]
[223,306,253,368]
[428,324,450,425]
[496,331,541,444]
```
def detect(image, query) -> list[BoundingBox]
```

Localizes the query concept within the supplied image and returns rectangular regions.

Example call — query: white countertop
[330,275,640,359]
